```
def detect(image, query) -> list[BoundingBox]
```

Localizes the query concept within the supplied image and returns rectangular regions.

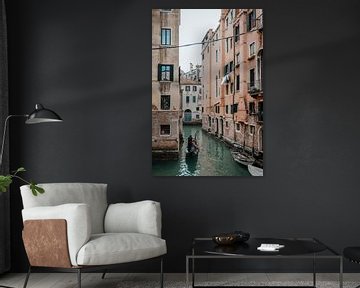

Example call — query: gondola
[186,146,199,157]
[186,133,199,157]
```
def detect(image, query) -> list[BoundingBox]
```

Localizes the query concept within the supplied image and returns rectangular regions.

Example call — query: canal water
[152,125,251,176]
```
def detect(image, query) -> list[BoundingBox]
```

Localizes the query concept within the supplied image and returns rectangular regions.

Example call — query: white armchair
[20,183,166,288]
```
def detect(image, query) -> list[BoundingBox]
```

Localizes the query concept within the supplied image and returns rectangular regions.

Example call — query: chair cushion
[105,201,162,237]
[76,233,167,266]
[20,183,108,234]
[344,247,360,263]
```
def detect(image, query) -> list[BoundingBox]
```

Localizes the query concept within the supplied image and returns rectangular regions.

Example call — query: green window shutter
[158,64,162,81]
[170,65,174,81]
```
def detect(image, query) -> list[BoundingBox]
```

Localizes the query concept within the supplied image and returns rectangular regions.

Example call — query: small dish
[212,233,237,245]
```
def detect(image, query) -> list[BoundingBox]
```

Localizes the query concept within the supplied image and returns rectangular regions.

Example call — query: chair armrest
[22,203,91,266]
[104,200,162,237]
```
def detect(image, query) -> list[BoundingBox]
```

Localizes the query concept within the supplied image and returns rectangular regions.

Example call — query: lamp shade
[25,104,63,124]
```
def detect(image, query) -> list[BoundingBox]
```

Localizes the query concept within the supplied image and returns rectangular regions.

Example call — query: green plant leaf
[0,175,13,192]
[30,182,44,196]
[16,167,26,173]
[11,167,26,175]
[35,185,45,194]
[30,182,38,196]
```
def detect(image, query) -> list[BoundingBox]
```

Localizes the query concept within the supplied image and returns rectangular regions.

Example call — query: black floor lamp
[0,103,63,167]
[0,103,62,288]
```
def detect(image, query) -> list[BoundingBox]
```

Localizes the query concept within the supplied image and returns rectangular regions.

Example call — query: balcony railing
[247,80,263,95]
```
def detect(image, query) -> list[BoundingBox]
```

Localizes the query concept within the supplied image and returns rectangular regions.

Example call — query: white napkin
[257,243,285,251]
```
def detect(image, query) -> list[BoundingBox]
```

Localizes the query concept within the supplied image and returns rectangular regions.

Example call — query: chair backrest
[20,183,108,234]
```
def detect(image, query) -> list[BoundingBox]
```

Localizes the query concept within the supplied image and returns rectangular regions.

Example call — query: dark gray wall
[0,0,10,274]
[5,0,360,272]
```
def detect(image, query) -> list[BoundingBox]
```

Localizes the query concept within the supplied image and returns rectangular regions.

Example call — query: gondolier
[186,135,199,156]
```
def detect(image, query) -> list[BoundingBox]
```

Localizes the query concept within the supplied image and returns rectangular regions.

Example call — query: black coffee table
[186,237,342,288]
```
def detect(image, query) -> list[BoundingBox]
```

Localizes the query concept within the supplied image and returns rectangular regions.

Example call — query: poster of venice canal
[152,9,263,176]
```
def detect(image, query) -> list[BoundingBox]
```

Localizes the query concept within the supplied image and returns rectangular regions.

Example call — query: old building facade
[181,63,202,82]
[180,64,202,124]
[180,80,202,124]
[201,27,221,134]
[202,9,263,158]
[152,9,182,159]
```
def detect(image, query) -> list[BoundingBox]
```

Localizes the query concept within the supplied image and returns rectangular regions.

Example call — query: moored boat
[231,151,255,166]
[248,164,263,176]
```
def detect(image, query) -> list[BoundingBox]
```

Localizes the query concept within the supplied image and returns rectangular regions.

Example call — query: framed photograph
[152,9,263,176]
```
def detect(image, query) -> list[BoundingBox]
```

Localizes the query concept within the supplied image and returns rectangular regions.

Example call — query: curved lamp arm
[0,114,28,169]
[0,104,63,170]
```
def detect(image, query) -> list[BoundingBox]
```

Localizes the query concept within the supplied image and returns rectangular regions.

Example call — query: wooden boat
[231,151,255,166]
[248,164,263,176]
[186,147,199,157]
[186,135,199,157]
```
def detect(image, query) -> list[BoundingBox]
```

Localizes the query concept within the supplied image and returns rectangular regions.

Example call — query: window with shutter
[161,28,171,45]
[249,69,255,86]
[235,25,239,42]
[247,10,256,31]
[158,64,174,81]
[224,64,228,75]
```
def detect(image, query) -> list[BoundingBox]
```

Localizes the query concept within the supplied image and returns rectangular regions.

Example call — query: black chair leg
[101,270,107,279]
[160,257,164,288]
[77,268,81,288]
[23,266,31,288]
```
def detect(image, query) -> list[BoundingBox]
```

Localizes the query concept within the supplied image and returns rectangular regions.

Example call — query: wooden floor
[0,273,359,288]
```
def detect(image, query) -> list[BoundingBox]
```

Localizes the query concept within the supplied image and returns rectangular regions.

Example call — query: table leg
[186,257,189,288]
[192,257,195,288]
[339,257,343,288]
[313,254,316,287]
